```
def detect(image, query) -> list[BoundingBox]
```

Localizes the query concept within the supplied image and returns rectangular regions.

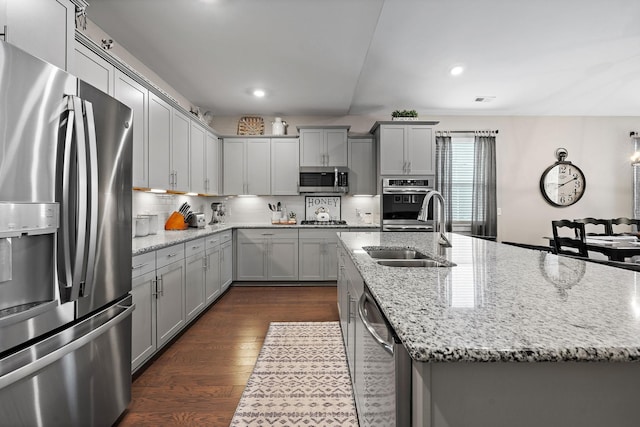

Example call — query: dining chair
[552,220,588,257]
[610,217,640,235]
[574,218,613,236]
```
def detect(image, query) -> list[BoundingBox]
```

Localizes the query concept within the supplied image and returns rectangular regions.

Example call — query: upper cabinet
[114,70,149,188]
[371,121,438,176]
[222,138,271,196]
[171,110,191,193]
[271,138,299,195]
[205,131,220,195]
[73,41,114,94]
[3,0,77,71]
[189,121,206,194]
[348,137,376,195]
[298,126,349,167]
[148,93,172,190]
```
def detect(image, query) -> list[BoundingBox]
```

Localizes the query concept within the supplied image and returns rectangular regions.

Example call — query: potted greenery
[391,109,418,121]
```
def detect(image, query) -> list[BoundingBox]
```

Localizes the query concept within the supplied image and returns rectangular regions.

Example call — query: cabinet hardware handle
[132,263,147,270]
[158,277,164,296]
[1,26,7,42]
[167,252,178,257]
[152,278,159,297]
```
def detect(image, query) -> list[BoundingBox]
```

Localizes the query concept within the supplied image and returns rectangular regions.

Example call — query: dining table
[545,234,640,262]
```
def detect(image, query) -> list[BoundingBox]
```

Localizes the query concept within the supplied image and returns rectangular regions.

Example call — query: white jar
[135,216,150,237]
[271,117,287,135]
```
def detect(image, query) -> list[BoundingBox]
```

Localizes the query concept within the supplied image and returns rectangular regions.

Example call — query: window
[450,136,474,232]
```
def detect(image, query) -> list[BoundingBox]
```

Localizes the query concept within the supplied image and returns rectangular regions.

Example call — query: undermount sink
[364,247,456,268]
[366,249,429,260]
[377,259,453,268]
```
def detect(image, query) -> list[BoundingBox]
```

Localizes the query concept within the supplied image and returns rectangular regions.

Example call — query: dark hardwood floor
[117,285,339,426]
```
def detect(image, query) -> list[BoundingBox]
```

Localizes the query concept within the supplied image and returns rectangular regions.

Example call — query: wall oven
[381,178,434,231]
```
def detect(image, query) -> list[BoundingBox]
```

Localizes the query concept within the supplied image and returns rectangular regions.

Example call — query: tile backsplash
[133,191,380,233]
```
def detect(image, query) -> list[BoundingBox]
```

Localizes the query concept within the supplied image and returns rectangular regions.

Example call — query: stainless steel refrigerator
[0,40,134,426]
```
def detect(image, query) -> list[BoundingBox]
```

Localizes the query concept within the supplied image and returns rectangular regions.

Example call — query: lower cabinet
[130,231,233,373]
[185,238,206,322]
[236,229,298,281]
[299,229,340,281]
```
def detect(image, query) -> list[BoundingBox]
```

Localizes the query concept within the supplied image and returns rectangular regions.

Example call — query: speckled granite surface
[132,222,379,255]
[337,231,640,363]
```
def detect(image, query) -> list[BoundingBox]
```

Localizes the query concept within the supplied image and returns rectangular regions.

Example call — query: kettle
[271,117,287,136]
[315,206,331,222]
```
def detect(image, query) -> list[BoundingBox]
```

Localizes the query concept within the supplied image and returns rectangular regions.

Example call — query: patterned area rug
[231,321,358,426]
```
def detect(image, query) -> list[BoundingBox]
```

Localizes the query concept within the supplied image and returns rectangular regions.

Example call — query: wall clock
[539,148,586,207]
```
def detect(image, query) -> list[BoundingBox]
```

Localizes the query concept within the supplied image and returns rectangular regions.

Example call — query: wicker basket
[237,116,265,135]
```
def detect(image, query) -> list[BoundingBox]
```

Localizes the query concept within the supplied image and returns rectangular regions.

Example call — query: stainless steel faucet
[417,190,452,248]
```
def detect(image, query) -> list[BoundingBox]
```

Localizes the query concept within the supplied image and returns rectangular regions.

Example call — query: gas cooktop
[300,220,347,226]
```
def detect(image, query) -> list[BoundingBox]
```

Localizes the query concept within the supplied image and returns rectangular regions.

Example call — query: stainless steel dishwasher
[357,286,412,426]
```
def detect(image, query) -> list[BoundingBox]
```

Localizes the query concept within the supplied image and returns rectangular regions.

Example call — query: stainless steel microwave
[299,167,349,193]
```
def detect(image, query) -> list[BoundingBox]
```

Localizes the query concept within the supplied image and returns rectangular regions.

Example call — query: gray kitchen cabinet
[271,138,299,195]
[298,126,349,167]
[185,238,206,322]
[220,233,233,291]
[299,229,339,281]
[204,234,222,304]
[155,245,186,348]
[236,229,298,281]
[73,41,114,95]
[171,109,191,192]
[3,0,76,71]
[131,251,156,372]
[205,131,220,195]
[148,92,173,190]
[114,70,149,189]
[223,138,271,195]
[189,121,207,194]
[348,137,376,195]
[374,123,436,176]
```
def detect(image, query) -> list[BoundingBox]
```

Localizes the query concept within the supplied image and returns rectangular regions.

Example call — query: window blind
[450,137,475,223]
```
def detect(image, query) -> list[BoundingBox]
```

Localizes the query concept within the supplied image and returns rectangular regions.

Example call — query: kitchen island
[338,231,640,427]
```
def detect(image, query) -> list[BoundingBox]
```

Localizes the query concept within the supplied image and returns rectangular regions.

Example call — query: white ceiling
[86,0,640,117]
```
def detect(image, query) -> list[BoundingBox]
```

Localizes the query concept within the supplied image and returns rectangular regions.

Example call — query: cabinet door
[246,138,270,195]
[337,247,349,346]
[222,138,245,195]
[325,128,348,167]
[324,239,339,281]
[185,252,206,322]
[236,236,268,280]
[348,138,375,195]
[205,132,220,195]
[205,245,221,304]
[114,70,148,188]
[156,259,185,348]
[131,270,157,372]
[189,122,206,194]
[148,93,172,189]
[406,125,435,175]
[73,43,114,95]
[299,238,324,281]
[379,125,407,175]
[271,138,299,195]
[5,0,74,70]
[299,128,324,166]
[268,238,298,281]
[172,110,190,192]
[220,239,233,291]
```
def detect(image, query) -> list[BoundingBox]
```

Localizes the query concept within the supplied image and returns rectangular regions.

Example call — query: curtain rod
[436,130,499,134]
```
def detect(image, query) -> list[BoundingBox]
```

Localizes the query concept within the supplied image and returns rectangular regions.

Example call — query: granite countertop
[132,222,379,255]
[337,231,640,363]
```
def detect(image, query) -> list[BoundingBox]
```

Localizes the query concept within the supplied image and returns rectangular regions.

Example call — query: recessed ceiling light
[253,89,266,98]
[450,66,464,76]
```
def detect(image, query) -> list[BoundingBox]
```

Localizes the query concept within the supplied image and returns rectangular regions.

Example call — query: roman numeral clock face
[540,161,586,207]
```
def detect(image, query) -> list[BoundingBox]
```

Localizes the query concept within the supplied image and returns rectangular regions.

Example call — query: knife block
[164,211,188,230]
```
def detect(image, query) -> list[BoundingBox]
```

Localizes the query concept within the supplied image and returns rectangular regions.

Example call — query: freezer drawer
[0,295,134,427]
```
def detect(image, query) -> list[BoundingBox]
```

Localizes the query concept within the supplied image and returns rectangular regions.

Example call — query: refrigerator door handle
[0,302,135,389]
[59,96,89,302]
[81,99,99,298]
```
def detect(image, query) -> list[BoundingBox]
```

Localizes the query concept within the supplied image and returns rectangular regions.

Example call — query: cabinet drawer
[299,228,341,240]
[185,237,206,257]
[205,234,221,250]
[156,244,185,268]
[132,251,156,278]
[219,231,232,243]
[237,228,298,240]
